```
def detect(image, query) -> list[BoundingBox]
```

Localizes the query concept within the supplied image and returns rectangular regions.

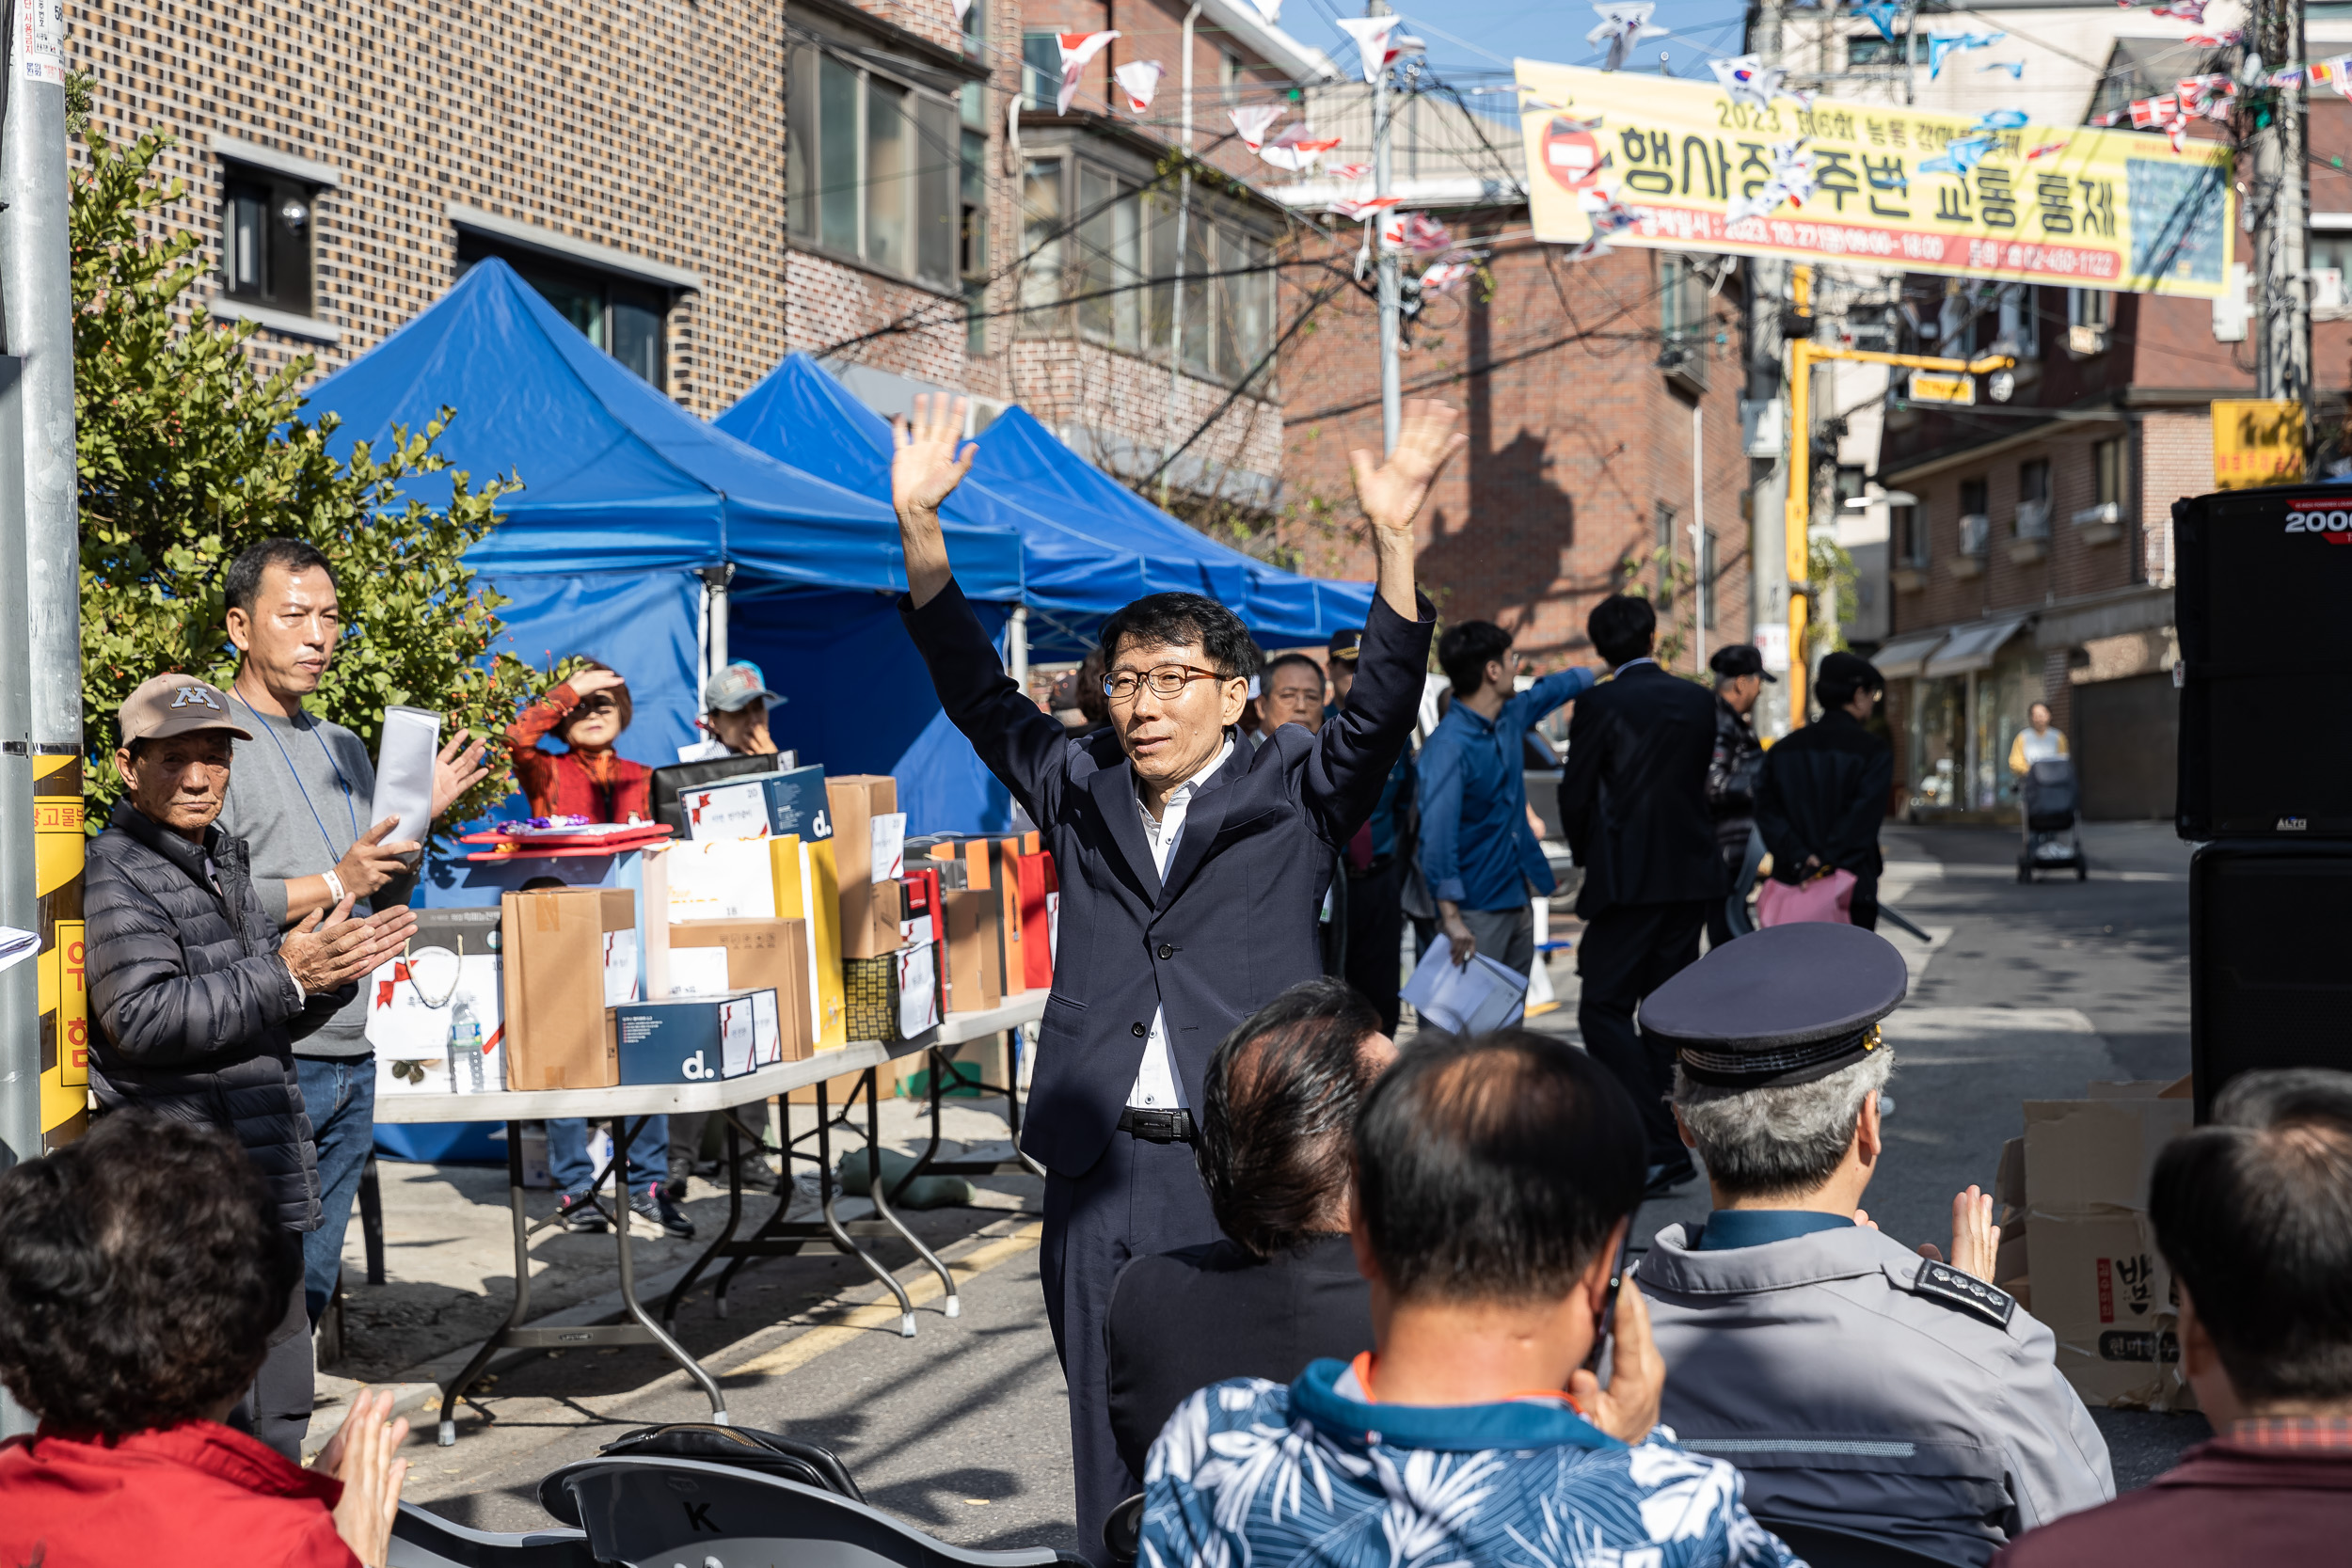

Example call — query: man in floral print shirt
[1141,1029,1797,1568]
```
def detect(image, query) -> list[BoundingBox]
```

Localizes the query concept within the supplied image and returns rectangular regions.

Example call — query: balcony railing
[2014,499,2051,539]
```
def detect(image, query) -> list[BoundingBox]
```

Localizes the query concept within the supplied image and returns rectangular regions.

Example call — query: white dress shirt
[1125,734,1235,1111]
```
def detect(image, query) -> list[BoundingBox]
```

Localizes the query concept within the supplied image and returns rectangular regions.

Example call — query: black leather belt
[1118,1107,1197,1144]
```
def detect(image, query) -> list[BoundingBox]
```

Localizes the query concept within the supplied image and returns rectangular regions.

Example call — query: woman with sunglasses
[506,661,652,825]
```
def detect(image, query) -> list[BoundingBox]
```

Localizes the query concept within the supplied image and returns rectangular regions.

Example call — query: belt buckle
[1130,1109,1180,1144]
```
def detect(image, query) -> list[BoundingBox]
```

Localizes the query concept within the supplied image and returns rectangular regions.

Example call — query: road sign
[1909,371,1978,405]
[2211,398,2305,490]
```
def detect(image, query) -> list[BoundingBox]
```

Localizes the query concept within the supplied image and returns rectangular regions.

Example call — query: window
[1022,32,1059,110]
[220,166,316,316]
[2093,437,2125,509]
[1894,502,1927,565]
[1220,50,1243,104]
[456,234,669,387]
[788,42,961,292]
[1847,32,1930,66]
[961,93,990,353]
[1659,254,1710,389]
[1997,283,2039,357]
[1959,477,1990,556]
[2017,458,2051,538]
[1025,159,1275,388]
[962,0,985,54]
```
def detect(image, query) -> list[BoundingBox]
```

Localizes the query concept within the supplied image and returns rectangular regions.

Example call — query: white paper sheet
[665,946,735,998]
[870,812,907,882]
[369,705,441,850]
[1401,935,1530,1035]
[0,927,36,974]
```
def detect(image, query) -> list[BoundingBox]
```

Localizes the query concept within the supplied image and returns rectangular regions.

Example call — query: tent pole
[1009,605,1030,701]
[701,564,733,685]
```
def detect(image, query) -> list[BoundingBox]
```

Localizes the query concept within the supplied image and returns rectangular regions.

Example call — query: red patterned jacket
[506,680,652,824]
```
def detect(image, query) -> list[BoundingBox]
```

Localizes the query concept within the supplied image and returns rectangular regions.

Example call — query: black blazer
[1557,661,1724,917]
[1753,709,1894,883]
[1104,1234,1375,1477]
[900,579,1434,1177]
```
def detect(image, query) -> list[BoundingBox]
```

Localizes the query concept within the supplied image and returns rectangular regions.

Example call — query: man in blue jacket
[890,393,1457,1561]
[1416,620,1594,978]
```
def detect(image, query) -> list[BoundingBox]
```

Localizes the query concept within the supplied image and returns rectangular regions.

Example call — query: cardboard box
[943,888,1002,1013]
[502,889,625,1090]
[2024,1210,2196,1412]
[828,775,904,958]
[993,836,1025,997]
[607,989,782,1084]
[669,918,814,1062]
[771,833,846,1050]
[2023,1095,2194,1215]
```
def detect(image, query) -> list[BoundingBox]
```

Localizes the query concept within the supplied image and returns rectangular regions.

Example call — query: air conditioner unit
[1740,397,1785,458]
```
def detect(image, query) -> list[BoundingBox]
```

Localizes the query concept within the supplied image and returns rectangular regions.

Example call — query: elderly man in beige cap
[84,673,415,1460]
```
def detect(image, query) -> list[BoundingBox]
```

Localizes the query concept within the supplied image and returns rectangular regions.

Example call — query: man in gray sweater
[215,538,487,1323]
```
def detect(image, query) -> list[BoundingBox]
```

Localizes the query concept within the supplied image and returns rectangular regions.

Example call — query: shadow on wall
[1412,293,1581,643]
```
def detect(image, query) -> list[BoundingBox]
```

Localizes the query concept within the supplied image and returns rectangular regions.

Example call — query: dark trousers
[1851,877,1880,932]
[1705,841,1744,950]
[1578,899,1708,1162]
[547,1115,668,1196]
[1343,858,1406,1034]
[294,1055,375,1325]
[229,1269,311,1462]
[1041,1130,1221,1565]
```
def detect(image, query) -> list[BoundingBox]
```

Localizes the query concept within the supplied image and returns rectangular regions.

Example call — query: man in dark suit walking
[1755,651,1894,930]
[1558,594,1723,1193]
[890,394,1454,1560]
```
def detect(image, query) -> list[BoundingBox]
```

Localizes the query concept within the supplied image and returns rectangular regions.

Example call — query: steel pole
[1161,0,1201,502]
[2255,0,2312,418]
[1371,0,1400,453]
[1690,400,1706,669]
[1746,0,1788,737]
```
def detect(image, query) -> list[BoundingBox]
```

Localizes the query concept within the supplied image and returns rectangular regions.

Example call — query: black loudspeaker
[2174,484,2352,838]
[2189,839,2352,1120]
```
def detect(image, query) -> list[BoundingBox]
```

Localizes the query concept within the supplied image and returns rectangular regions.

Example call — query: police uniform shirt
[1640,1219,2116,1567]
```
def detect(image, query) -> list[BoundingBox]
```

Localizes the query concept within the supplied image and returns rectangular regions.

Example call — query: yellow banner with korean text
[1515,57,2234,298]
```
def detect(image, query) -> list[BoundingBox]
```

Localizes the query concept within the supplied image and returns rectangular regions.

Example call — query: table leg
[663,1112,752,1328]
[817,1073,918,1338]
[612,1115,729,1422]
[438,1120,532,1447]
[864,1064,957,1320]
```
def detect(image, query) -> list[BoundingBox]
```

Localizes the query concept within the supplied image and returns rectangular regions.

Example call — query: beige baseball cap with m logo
[116,673,256,745]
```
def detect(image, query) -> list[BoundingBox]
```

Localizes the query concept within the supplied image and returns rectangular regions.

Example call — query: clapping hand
[316,1387,411,1568]
[1857,1185,2002,1284]
[1348,399,1470,538]
[281,897,418,994]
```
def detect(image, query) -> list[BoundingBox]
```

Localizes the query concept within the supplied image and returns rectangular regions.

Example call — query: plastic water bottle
[449,997,485,1094]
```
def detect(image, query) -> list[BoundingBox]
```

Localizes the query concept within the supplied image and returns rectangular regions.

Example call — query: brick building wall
[1278,233,1752,675]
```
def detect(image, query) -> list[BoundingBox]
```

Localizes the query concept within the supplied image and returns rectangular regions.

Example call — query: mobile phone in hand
[1582,1227,1635,1375]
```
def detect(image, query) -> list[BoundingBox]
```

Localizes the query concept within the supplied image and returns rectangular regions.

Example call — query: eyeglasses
[572,696,621,716]
[1104,665,1229,704]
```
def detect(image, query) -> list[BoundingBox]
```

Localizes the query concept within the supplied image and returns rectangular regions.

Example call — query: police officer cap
[1817,650,1885,693]
[1642,924,1908,1089]
[1708,643,1776,682]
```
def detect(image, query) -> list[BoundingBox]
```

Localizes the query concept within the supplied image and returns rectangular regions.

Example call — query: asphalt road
[400,818,2206,1553]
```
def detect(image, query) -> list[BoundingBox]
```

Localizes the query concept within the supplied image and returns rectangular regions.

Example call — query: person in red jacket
[1994,1069,2352,1568]
[0,1112,410,1568]
[507,661,650,823]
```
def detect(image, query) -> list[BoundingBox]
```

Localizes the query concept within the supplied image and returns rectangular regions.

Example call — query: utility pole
[1746,0,1790,736]
[1370,0,1400,453]
[0,0,78,1441]
[1163,0,1204,500]
[2253,0,2312,420]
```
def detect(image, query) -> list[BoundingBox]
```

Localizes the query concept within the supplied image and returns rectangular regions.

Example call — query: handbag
[1756,867,1857,927]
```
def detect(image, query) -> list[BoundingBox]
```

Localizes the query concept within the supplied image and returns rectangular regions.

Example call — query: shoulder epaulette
[1908,1259,2016,1329]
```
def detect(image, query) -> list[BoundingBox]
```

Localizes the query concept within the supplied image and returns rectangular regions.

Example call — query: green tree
[73,126,540,834]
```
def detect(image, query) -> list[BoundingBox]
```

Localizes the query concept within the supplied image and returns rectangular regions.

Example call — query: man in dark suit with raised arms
[889,394,1456,1560]
[1558,594,1724,1196]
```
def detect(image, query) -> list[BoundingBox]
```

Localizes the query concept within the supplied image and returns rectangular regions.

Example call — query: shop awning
[1871,628,1950,682]
[1923,612,2033,679]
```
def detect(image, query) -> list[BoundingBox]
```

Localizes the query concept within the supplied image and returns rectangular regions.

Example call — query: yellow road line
[727,1221,1044,1383]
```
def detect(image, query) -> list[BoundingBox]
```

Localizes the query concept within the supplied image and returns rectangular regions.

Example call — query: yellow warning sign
[2211,399,2306,490]
[1909,372,1978,406]
[38,920,87,1132]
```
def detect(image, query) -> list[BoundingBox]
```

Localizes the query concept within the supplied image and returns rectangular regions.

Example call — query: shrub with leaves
[74,126,544,834]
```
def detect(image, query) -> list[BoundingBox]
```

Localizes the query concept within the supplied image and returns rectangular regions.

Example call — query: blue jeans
[547,1116,668,1198]
[294,1055,377,1326]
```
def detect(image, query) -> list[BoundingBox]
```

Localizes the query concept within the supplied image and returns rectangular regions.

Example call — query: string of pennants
[2092,73,2236,152]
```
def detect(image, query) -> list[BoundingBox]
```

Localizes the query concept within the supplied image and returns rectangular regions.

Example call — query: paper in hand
[369,705,442,853]
[1401,934,1530,1036]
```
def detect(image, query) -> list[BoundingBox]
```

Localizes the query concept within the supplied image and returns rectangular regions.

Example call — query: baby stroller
[2017,756,2087,882]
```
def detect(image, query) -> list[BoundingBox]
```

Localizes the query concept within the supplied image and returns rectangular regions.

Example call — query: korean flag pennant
[1709,54,1787,108]
[1056,30,1120,116]
[1230,103,1285,150]
[1113,59,1164,114]
[1586,2,1666,73]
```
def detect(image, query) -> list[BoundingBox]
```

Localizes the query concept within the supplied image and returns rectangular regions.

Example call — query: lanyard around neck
[236,695,360,861]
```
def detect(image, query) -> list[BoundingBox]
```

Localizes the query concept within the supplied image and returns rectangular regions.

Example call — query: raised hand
[892,392,977,517]
[334,817,419,899]
[281,898,418,994]
[1931,1184,2001,1282]
[1348,399,1470,538]
[322,1387,411,1568]
[430,730,490,819]
[890,393,971,608]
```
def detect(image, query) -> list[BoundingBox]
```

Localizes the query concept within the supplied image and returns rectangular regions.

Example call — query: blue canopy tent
[717,354,1379,656]
[299,259,1025,831]
[966,405,1378,646]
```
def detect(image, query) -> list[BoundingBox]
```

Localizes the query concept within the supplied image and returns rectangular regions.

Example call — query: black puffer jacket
[85,801,354,1230]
